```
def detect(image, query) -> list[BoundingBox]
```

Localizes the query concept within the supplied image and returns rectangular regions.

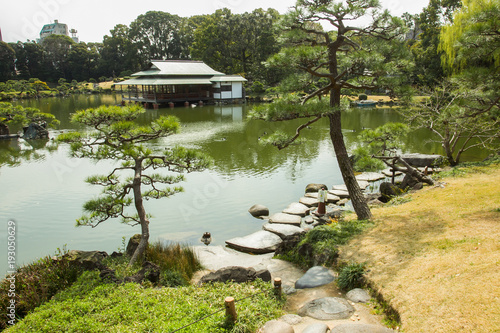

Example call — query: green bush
[337,262,366,290]
[358,94,368,100]
[0,254,83,330]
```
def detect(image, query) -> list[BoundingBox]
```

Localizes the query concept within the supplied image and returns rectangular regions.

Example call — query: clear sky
[1,0,429,43]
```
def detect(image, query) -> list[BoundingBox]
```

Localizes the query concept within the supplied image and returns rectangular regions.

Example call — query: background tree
[0,42,16,81]
[57,105,210,266]
[250,0,410,220]
[99,24,139,78]
[41,35,75,81]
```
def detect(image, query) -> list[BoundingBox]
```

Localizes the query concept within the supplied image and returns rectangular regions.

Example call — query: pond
[0,94,488,275]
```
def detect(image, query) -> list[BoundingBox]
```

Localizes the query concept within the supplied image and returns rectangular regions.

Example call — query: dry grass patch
[340,165,500,333]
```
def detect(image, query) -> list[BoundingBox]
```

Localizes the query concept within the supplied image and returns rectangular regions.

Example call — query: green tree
[41,35,76,81]
[57,105,210,266]
[250,0,410,220]
[0,102,59,136]
[99,24,139,78]
[0,42,16,81]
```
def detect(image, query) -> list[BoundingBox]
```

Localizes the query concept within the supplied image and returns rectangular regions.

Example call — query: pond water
[0,94,488,275]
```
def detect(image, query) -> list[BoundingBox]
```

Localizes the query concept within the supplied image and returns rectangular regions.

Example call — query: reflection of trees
[0,138,51,169]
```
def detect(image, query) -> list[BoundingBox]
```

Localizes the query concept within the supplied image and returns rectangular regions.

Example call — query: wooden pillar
[274,278,282,300]
[225,297,237,322]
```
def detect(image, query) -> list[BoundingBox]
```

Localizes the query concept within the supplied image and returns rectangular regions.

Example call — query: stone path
[192,246,395,333]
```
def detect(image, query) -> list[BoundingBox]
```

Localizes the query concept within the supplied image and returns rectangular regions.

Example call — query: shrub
[337,262,366,290]
[0,254,82,330]
[358,94,368,100]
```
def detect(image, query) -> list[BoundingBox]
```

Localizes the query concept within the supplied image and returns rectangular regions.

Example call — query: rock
[249,204,270,218]
[305,183,328,193]
[23,122,49,140]
[124,261,160,284]
[303,215,315,224]
[401,153,443,168]
[63,250,108,270]
[299,196,319,207]
[279,314,303,326]
[226,230,282,254]
[282,284,297,295]
[199,266,264,284]
[329,189,350,198]
[412,182,424,191]
[126,234,141,257]
[400,173,419,190]
[283,202,310,217]
[355,172,386,182]
[330,323,395,333]
[261,320,294,333]
[346,288,371,303]
[379,182,401,200]
[263,223,306,239]
[382,168,402,177]
[256,269,272,282]
[305,192,340,203]
[337,199,349,206]
[192,245,274,271]
[357,180,370,190]
[302,323,329,333]
[298,297,355,320]
[274,234,305,256]
[295,266,335,289]
[269,213,302,226]
[331,184,348,191]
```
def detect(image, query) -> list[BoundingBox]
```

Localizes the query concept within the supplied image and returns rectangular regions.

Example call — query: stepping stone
[305,183,328,193]
[401,153,443,168]
[298,297,354,320]
[382,168,403,177]
[357,180,370,190]
[355,172,386,182]
[305,192,340,203]
[302,323,329,333]
[225,230,282,254]
[282,202,310,217]
[300,196,319,207]
[261,320,294,333]
[279,314,303,325]
[346,288,371,303]
[331,184,348,191]
[295,266,335,289]
[262,223,305,239]
[248,204,269,218]
[329,189,350,198]
[330,323,396,332]
[268,213,302,226]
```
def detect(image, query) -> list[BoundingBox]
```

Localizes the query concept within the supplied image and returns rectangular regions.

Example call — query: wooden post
[274,278,282,300]
[225,297,237,322]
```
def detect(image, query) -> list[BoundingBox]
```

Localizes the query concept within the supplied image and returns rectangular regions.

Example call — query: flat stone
[225,230,282,254]
[302,323,330,333]
[357,180,370,190]
[192,245,274,271]
[355,172,386,182]
[263,223,305,239]
[305,192,340,203]
[330,323,395,333]
[298,297,355,320]
[331,184,348,191]
[346,288,371,303]
[283,202,310,217]
[261,320,294,333]
[401,153,443,168]
[382,168,403,177]
[248,204,269,218]
[269,213,302,226]
[295,266,335,289]
[329,189,350,198]
[300,196,320,207]
[279,314,303,325]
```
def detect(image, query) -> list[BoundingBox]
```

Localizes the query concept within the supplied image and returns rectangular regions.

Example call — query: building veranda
[115,60,247,108]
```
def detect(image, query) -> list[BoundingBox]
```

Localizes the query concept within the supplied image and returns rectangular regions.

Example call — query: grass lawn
[340,164,500,332]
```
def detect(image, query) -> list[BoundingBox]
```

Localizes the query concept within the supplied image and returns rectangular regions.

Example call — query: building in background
[38,20,79,43]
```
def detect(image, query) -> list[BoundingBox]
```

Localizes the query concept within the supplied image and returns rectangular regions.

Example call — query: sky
[0,0,429,43]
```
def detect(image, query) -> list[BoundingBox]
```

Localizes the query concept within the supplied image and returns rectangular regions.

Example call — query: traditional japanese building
[115,60,247,107]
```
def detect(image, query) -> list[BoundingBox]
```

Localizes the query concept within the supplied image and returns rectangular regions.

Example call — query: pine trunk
[128,160,149,266]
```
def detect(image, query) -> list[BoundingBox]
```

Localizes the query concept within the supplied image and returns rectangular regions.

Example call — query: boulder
[263,223,305,239]
[298,297,355,320]
[23,122,49,140]
[299,196,319,207]
[62,250,108,270]
[400,173,419,190]
[295,266,335,289]
[283,202,310,217]
[261,320,294,333]
[200,266,268,284]
[274,234,305,256]
[355,172,386,182]
[330,323,395,333]
[249,204,269,218]
[305,183,328,193]
[379,182,402,200]
[302,323,329,333]
[346,288,371,303]
[401,153,443,167]
[126,234,142,257]
[269,213,302,226]
[225,230,282,254]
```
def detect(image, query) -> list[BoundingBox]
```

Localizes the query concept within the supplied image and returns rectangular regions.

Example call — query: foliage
[337,262,366,291]
[358,123,410,157]
[0,102,59,135]
[57,105,210,266]
[145,242,201,286]
[0,42,16,81]
[353,146,386,172]
[358,94,368,101]
[7,276,283,333]
[0,252,83,330]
